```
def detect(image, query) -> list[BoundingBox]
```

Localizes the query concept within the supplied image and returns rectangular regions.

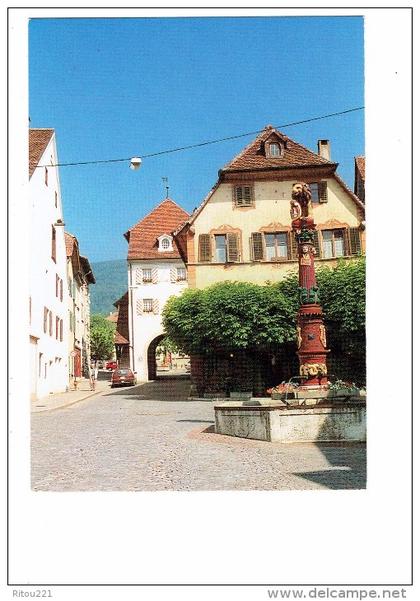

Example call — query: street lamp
[130,157,142,171]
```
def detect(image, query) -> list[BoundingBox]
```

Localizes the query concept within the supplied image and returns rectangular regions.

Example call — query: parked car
[110,368,137,388]
[106,360,118,371]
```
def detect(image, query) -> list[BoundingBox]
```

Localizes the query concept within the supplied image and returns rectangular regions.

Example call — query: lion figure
[291,182,312,217]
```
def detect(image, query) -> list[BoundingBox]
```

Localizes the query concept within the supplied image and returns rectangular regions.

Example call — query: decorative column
[290,183,329,388]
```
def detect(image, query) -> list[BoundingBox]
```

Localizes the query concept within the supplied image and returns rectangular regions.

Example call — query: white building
[124,198,189,381]
[65,232,95,382]
[29,129,69,400]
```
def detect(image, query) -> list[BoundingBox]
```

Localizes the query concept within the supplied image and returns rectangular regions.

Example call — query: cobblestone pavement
[31,376,366,491]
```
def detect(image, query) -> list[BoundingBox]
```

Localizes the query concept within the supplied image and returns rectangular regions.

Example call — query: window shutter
[152,299,159,315]
[312,231,321,258]
[348,227,361,255]
[136,299,143,315]
[318,181,328,203]
[226,233,239,262]
[198,234,211,262]
[152,268,159,283]
[243,186,252,205]
[288,232,298,260]
[251,232,264,261]
[135,268,142,285]
[235,186,244,206]
[170,267,177,283]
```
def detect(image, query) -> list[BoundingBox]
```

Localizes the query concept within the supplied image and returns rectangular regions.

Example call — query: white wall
[29,133,69,399]
[127,259,188,381]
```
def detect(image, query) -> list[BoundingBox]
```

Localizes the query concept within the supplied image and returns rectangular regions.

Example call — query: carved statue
[290,198,302,221]
[291,182,312,218]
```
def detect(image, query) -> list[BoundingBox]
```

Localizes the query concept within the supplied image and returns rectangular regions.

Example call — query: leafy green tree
[90,314,116,360]
[162,281,297,355]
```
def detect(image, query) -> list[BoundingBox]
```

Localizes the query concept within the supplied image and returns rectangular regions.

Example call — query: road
[31,376,366,491]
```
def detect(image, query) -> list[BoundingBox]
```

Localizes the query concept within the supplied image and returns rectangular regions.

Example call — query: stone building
[124,198,190,381]
[65,232,95,381]
[173,125,366,395]
[29,128,69,400]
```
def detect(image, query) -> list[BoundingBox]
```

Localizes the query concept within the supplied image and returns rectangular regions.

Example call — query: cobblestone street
[31,376,366,491]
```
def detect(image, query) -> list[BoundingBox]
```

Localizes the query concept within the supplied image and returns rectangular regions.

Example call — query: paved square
[31,376,366,491]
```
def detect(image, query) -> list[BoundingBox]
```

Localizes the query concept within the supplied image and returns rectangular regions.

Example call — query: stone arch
[147,334,165,380]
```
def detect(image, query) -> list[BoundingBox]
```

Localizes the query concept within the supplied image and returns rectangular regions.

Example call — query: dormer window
[158,234,173,252]
[269,143,281,157]
[263,136,284,158]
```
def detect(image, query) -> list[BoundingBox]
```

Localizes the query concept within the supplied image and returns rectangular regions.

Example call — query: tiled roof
[106,311,119,323]
[80,256,96,284]
[355,156,365,181]
[220,125,336,173]
[126,198,189,260]
[64,232,77,257]
[29,128,54,178]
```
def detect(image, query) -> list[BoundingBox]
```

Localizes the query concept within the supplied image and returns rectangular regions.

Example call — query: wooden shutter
[198,234,211,262]
[318,181,328,203]
[136,299,143,315]
[243,186,252,205]
[226,233,239,262]
[152,268,159,283]
[251,232,264,261]
[288,232,298,260]
[312,231,321,258]
[348,227,362,255]
[235,186,244,206]
[135,268,142,285]
[170,267,177,283]
[152,299,159,314]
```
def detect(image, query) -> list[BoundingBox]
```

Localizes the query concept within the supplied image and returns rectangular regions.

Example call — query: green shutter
[251,232,264,261]
[313,230,321,258]
[198,234,211,262]
[288,231,298,260]
[348,227,362,255]
[227,233,239,262]
[318,181,328,203]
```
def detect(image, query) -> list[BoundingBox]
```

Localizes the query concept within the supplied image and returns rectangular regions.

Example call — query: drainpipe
[128,262,135,372]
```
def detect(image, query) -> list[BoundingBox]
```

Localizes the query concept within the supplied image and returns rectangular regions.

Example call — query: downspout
[128,262,135,371]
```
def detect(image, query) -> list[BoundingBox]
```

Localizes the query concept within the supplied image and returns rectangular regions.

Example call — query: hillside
[90,259,127,315]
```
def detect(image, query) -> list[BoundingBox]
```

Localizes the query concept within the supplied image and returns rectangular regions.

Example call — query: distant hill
[90,259,127,315]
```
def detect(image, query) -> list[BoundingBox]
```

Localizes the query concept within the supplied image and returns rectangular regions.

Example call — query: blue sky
[29,16,364,263]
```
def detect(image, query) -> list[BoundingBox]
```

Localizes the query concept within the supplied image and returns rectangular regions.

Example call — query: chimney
[318,139,331,161]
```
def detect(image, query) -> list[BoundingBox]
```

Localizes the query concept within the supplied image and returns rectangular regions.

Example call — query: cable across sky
[36,106,364,169]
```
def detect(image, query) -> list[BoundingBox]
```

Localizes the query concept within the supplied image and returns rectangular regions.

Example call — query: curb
[32,386,110,414]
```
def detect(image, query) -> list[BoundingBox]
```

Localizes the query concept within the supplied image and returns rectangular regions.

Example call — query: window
[51,225,56,262]
[59,319,63,341]
[308,181,328,204]
[161,238,170,249]
[43,307,48,333]
[45,167,48,186]
[269,143,281,157]
[215,235,227,263]
[60,279,63,301]
[49,311,53,336]
[56,316,60,339]
[143,299,154,313]
[55,191,58,207]
[322,229,345,259]
[177,267,187,281]
[142,268,152,283]
[234,185,253,207]
[251,232,295,261]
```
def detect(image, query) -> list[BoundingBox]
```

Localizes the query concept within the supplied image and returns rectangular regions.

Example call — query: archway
[147,334,165,380]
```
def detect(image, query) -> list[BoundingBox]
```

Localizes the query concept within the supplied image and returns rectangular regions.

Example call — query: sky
[29,16,364,263]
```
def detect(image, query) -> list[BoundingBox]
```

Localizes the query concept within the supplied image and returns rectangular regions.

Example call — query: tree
[90,314,116,360]
[162,281,297,355]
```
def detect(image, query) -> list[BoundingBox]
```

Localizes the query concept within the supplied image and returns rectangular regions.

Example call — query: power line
[36,106,364,169]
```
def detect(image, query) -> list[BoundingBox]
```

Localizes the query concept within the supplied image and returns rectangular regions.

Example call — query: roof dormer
[157,234,173,252]
[262,130,287,159]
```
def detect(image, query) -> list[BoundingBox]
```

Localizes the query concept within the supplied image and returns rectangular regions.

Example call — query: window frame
[142,298,154,313]
[264,231,289,261]
[233,184,254,208]
[321,228,346,259]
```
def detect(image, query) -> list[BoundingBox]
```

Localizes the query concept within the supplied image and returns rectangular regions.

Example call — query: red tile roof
[29,128,54,178]
[126,198,189,261]
[220,125,336,173]
[355,156,365,181]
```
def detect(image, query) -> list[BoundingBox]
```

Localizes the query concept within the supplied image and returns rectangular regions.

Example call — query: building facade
[124,198,190,381]
[29,129,69,400]
[174,126,365,289]
[65,232,95,382]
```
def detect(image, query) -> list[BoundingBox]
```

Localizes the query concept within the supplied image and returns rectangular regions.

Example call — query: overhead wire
[36,106,364,169]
